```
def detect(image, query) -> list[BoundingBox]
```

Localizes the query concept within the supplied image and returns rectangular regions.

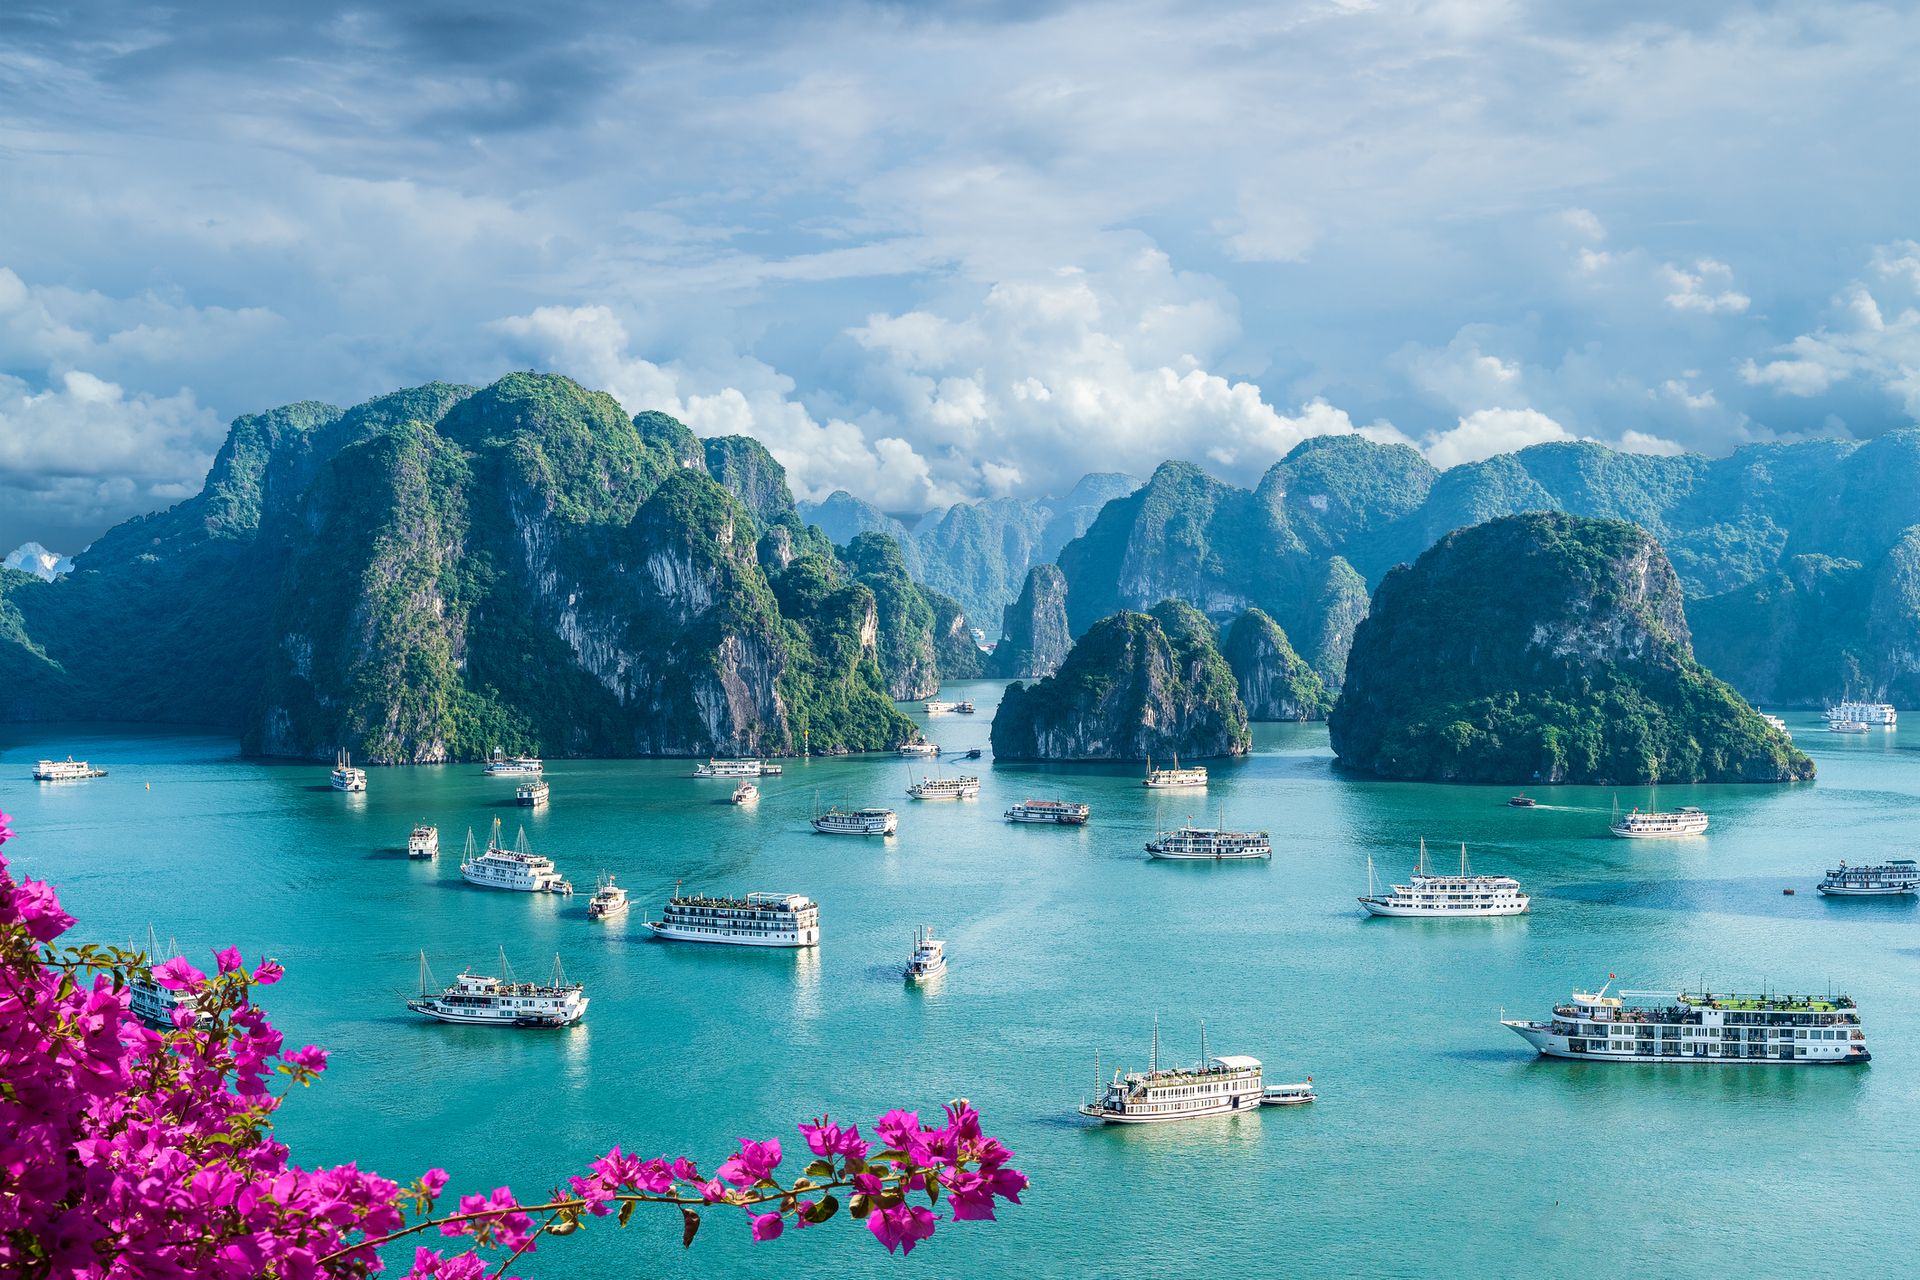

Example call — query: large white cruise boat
[923,699,959,714]
[460,818,572,894]
[1610,806,1709,838]
[1143,757,1207,789]
[1502,978,1870,1065]
[1818,860,1920,896]
[812,806,898,835]
[1827,700,1897,727]
[898,740,941,757]
[330,750,366,792]
[1359,840,1529,917]
[1145,824,1271,860]
[1005,799,1091,825]
[406,950,588,1027]
[33,756,104,781]
[516,778,549,808]
[407,824,439,860]
[693,758,782,777]
[643,890,820,947]
[127,930,212,1029]
[906,772,980,800]
[1078,1023,1266,1123]
[483,751,544,776]
[1761,712,1791,738]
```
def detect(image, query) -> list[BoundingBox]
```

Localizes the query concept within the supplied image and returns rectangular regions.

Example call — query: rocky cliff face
[839,531,939,700]
[990,599,1250,762]
[929,590,983,679]
[989,563,1072,678]
[1222,608,1330,721]
[702,435,800,533]
[1330,513,1811,784]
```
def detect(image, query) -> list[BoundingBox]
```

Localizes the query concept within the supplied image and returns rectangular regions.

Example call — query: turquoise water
[6,684,1920,1278]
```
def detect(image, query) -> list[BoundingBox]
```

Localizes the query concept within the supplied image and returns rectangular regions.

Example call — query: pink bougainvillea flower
[799,1116,871,1161]
[151,954,207,991]
[284,1044,329,1072]
[749,1212,784,1242]
[213,945,245,974]
[252,958,285,985]
[716,1137,781,1188]
[867,1202,939,1255]
[14,875,76,941]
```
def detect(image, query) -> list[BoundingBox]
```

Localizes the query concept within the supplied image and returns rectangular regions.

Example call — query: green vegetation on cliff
[838,531,939,701]
[1329,513,1811,784]
[1222,608,1330,721]
[990,598,1250,762]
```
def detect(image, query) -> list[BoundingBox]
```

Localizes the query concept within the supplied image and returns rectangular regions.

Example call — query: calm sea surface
[6,684,1920,1277]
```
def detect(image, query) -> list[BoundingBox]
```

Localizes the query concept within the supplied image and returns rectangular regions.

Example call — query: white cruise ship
[812,806,897,836]
[1358,840,1529,917]
[516,778,549,808]
[460,818,572,894]
[904,925,947,983]
[33,756,104,781]
[1145,824,1271,860]
[1760,712,1791,737]
[406,951,587,1027]
[330,750,366,792]
[1827,700,1896,727]
[1818,859,1920,896]
[407,824,439,859]
[1143,758,1207,789]
[483,751,544,776]
[127,930,212,1029]
[923,699,959,714]
[1502,978,1869,1065]
[693,758,782,778]
[1610,806,1709,838]
[906,772,980,800]
[587,874,630,920]
[644,890,819,947]
[1828,719,1871,735]
[1078,1023,1265,1124]
[898,740,940,757]
[1005,799,1091,825]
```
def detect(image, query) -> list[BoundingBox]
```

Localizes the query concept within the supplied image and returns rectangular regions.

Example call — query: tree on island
[0,810,1025,1277]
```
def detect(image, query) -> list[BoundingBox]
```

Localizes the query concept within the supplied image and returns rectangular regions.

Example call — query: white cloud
[1736,245,1920,412]
[1663,259,1750,314]
[1739,356,1834,397]
[1420,407,1576,469]
[1662,377,1718,410]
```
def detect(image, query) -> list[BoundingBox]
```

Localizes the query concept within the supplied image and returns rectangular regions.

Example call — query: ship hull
[408,999,588,1027]
[643,922,815,947]
[1609,826,1707,839]
[1817,883,1917,896]
[905,961,946,983]
[1077,1095,1262,1124]
[1360,899,1528,917]
[1147,850,1270,861]
[1006,813,1087,824]
[1502,1021,1868,1065]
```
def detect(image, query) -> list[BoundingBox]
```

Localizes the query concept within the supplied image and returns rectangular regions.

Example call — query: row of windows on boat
[665,909,813,923]
[1564,1041,1853,1057]
[1130,1080,1251,1099]
[1554,1023,1859,1040]
[1557,1009,1856,1027]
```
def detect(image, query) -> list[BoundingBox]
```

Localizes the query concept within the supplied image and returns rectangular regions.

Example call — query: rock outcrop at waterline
[988,563,1072,678]
[990,599,1251,762]
[1222,608,1330,721]
[1328,512,1813,785]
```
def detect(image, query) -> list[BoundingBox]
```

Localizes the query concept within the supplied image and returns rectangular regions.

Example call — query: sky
[3,1,1920,552]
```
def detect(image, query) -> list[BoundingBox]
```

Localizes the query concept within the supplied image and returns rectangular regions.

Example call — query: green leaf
[926,1178,940,1206]
[617,1199,637,1228]
[849,1194,872,1220]
[804,1159,834,1178]
[803,1195,839,1225]
[680,1206,701,1248]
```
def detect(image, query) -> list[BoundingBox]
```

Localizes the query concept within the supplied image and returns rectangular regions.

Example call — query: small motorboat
[1507,795,1538,808]
[732,782,759,805]
[963,748,983,759]
[904,925,946,984]
[1782,888,1797,896]
[1261,1078,1316,1106]
[586,875,629,921]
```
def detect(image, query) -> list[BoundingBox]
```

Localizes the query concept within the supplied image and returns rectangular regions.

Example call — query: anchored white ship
[1078,1022,1265,1124]
[1005,799,1090,825]
[923,699,959,714]
[33,756,105,781]
[1761,713,1790,737]
[1827,700,1896,727]
[1829,719,1871,735]
[812,806,897,836]
[643,889,819,947]
[587,874,630,920]
[694,758,782,778]
[460,818,572,894]
[407,950,587,1027]
[483,751,544,776]
[1818,859,1920,896]
[1610,806,1709,838]
[127,929,213,1029]
[899,741,940,757]
[1146,823,1271,860]
[1359,840,1529,917]
[731,781,759,805]
[1502,977,1869,1065]
[516,778,549,808]
[1260,1079,1316,1106]
[1143,757,1207,789]
[904,925,947,983]
[906,772,980,800]
[330,750,366,792]
[407,824,439,860]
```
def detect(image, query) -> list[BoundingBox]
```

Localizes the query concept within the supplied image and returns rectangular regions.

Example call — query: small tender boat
[954,701,976,714]
[963,747,983,759]
[1507,794,1537,808]
[904,925,947,983]
[587,875,630,920]
[407,824,439,859]
[1828,720,1871,735]
[1260,1078,1316,1106]
[732,782,759,804]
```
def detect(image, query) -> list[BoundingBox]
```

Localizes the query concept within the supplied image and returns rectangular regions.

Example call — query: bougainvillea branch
[0,810,1025,1278]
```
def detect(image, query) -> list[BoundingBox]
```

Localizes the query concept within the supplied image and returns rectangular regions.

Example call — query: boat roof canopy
[1210,1054,1261,1070]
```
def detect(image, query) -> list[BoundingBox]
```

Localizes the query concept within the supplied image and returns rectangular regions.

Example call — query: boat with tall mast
[1501,977,1870,1065]
[406,949,588,1027]
[1358,840,1529,917]
[904,925,947,983]
[330,750,366,792]
[460,818,572,894]
[1610,805,1709,838]
[1143,756,1207,789]
[1078,1020,1266,1123]
[127,927,213,1029]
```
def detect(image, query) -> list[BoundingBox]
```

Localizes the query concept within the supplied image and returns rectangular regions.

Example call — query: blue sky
[3,1,1919,550]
